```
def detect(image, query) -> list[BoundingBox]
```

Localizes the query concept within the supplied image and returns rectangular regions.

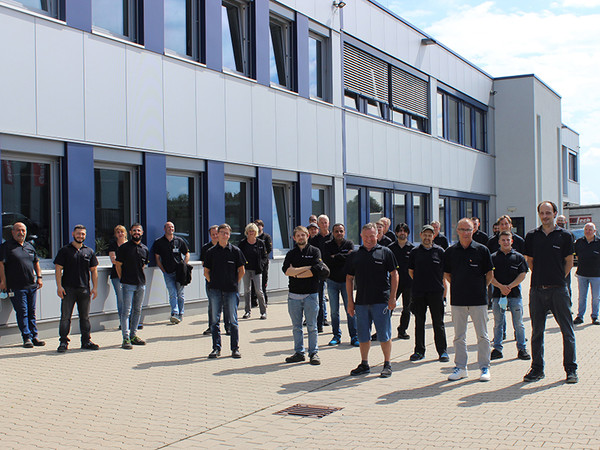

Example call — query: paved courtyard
[1,272,599,449]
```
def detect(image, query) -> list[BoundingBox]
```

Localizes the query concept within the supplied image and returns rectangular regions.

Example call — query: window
[165,0,200,60]
[437,92,444,138]
[475,200,487,233]
[269,13,294,89]
[309,32,328,100]
[92,0,139,41]
[393,193,406,229]
[94,167,134,256]
[438,197,446,236]
[1,159,54,259]
[450,198,460,243]
[369,190,384,224]
[569,152,578,182]
[272,183,295,252]
[344,91,358,110]
[447,96,459,144]
[225,179,250,245]
[311,187,327,217]
[413,194,427,240]
[4,0,60,18]
[222,0,251,76]
[465,201,474,222]
[167,174,196,252]
[346,187,360,245]
[438,90,487,152]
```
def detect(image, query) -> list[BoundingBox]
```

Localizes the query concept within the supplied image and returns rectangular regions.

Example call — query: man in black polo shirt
[152,221,190,324]
[200,225,229,336]
[0,222,45,348]
[309,214,331,332]
[283,225,325,365]
[388,223,414,340]
[346,223,398,378]
[408,225,448,362]
[487,215,525,254]
[490,231,530,361]
[376,220,393,247]
[115,223,149,350]
[431,220,449,250]
[203,223,246,359]
[253,219,272,306]
[523,201,577,383]
[323,223,357,346]
[444,218,493,382]
[54,225,99,353]
[382,217,396,242]
[573,222,600,325]
[472,217,489,245]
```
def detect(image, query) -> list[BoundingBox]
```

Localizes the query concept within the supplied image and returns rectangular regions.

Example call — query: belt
[536,285,562,290]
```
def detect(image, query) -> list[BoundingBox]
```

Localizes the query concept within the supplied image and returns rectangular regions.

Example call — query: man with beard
[486,215,525,254]
[472,217,489,245]
[431,220,449,250]
[388,223,414,340]
[54,225,99,353]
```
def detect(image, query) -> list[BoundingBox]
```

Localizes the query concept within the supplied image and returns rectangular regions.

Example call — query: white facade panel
[315,105,338,176]
[274,92,298,170]
[297,99,318,173]
[224,77,253,164]
[0,9,36,135]
[36,22,85,140]
[251,85,277,167]
[126,47,164,151]
[84,35,127,146]
[196,69,226,161]
[163,58,197,156]
[331,32,342,107]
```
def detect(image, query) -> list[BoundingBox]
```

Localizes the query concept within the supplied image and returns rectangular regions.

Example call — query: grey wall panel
[163,58,197,156]
[274,92,298,170]
[36,22,85,140]
[345,114,360,175]
[316,106,337,176]
[84,35,127,146]
[296,100,318,173]
[331,32,342,107]
[224,77,253,164]
[251,85,277,167]
[126,48,164,151]
[196,69,226,160]
[0,10,36,135]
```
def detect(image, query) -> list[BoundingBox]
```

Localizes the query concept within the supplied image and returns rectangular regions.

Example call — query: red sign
[570,216,592,226]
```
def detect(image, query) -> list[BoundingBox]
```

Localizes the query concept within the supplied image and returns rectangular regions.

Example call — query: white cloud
[557,0,600,7]
[581,189,600,204]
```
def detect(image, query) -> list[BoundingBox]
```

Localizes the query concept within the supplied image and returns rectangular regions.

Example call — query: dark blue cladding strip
[205,160,225,228]
[297,172,312,227]
[254,0,270,86]
[65,0,92,33]
[142,0,165,53]
[295,13,309,97]
[256,167,273,252]
[204,0,222,71]
[142,153,167,256]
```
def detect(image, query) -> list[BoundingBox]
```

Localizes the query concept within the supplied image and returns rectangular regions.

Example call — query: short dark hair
[537,201,558,213]
[332,223,345,231]
[73,224,86,232]
[218,223,231,233]
[395,223,410,235]
[498,215,512,225]
[499,230,512,238]
[254,219,264,227]
[130,223,143,231]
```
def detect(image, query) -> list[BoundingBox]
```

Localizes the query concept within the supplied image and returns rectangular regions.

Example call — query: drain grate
[274,404,343,418]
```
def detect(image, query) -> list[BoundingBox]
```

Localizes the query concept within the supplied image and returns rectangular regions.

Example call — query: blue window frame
[438,90,487,152]
[164,0,201,60]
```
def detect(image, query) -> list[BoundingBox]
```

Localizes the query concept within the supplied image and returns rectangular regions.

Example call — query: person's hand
[91,287,97,300]
[36,278,43,289]
[388,297,396,311]
[500,285,511,296]
[57,287,66,299]
[348,301,355,317]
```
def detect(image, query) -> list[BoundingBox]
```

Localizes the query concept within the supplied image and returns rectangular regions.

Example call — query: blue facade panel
[295,13,309,98]
[254,0,270,86]
[297,172,312,227]
[63,143,95,247]
[65,0,92,33]
[204,0,222,71]
[142,0,164,53]
[205,160,225,228]
[256,167,273,248]
[141,153,167,257]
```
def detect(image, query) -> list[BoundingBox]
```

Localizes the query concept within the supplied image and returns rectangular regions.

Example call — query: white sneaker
[448,367,468,381]
[479,367,491,382]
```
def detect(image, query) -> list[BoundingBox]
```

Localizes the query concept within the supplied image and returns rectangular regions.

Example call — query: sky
[377,0,600,204]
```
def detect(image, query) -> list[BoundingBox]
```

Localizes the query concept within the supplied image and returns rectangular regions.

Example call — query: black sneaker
[81,341,100,350]
[371,333,378,341]
[203,327,211,336]
[232,349,242,359]
[517,349,531,360]
[32,338,46,347]
[592,318,600,325]
[397,330,410,340]
[208,348,220,359]
[490,349,503,360]
[410,352,424,361]
[350,363,371,376]
[523,368,545,382]
[323,319,330,326]
[285,352,306,363]
[380,364,392,378]
[573,317,583,325]
[309,353,321,365]
[566,370,579,384]
[23,339,34,348]
[57,343,68,353]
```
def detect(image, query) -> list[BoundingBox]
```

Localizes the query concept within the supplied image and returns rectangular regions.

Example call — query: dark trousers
[396,286,412,333]
[412,292,447,355]
[317,280,327,329]
[529,286,577,372]
[59,287,92,344]
[251,261,269,304]
[10,285,38,341]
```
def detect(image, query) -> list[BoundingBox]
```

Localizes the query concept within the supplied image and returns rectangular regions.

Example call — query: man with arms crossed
[523,201,577,383]
[346,223,398,378]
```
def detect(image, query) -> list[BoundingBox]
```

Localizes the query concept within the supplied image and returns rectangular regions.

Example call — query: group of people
[1,200,593,386]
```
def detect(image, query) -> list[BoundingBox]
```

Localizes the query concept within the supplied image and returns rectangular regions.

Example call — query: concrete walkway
[1,273,599,449]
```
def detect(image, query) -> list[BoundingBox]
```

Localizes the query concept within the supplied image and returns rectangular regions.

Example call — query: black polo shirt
[491,249,528,298]
[487,233,525,254]
[389,240,415,290]
[258,232,273,255]
[574,236,600,277]
[53,243,98,289]
[444,240,493,306]
[0,239,38,290]
[378,235,393,247]
[309,232,331,251]
[282,244,322,294]
[116,240,150,286]
[151,236,189,274]
[434,234,449,250]
[238,238,267,273]
[204,243,246,292]
[408,244,445,296]
[200,241,215,263]
[472,230,489,245]
[524,226,574,287]
[323,238,354,283]
[345,244,397,305]
[385,230,396,242]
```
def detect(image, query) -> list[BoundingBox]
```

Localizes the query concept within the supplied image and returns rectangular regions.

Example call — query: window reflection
[167,175,195,252]
[269,15,292,88]
[393,193,405,230]
[272,184,294,250]
[93,0,136,41]
[12,0,59,17]
[413,194,426,240]
[369,190,384,223]
[222,1,248,75]
[165,0,198,58]
[95,168,131,256]
[309,35,324,99]
[311,188,325,217]
[225,180,247,245]
[346,187,360,245]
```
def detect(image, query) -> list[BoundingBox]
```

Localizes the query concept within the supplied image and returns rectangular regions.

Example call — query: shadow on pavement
[278,373,372,394]
[457,380,563,407]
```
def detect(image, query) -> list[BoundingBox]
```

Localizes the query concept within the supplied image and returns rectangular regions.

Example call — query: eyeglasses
[457,228,473,232]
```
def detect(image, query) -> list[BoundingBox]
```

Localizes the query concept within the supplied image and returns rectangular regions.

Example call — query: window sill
[0,1,65,25]
[270,83,298,96]
[91,29,145,49]
[164,50,206,68]
[309,96,334,107]
[222,69,257,84]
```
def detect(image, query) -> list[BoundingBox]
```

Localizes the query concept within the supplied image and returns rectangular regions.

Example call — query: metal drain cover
[274,404,343,418]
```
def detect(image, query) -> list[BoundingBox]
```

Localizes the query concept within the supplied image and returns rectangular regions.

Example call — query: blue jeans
[529,286,577,372]
[207,288,239,351]
[163,271,184,317]
[111,277,123,317]
[327,280,356,340]
[121,283,145,339]
[355,303,392,343]
[492,297,526,351]
[576,275,600,320]
[287,293,319,355]
[10,285,38,341]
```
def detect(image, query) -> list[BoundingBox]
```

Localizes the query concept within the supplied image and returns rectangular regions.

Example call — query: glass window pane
[437,92,444,137]
[413,194,426,241]
[225,180,247,245]
[14,0,58,17]
[269,18,290,87]
[165,0,192,57]
[2,161,52,259]
[344,91,358,110]
[346,187,360,245]
[476,201,486,232]
[438,197,446,236]
[475,109,485,151]
[312,188,325,217]
[464,105,472,147]
[367,100,381,117]
[309,36,323,99]
[448,97,459,143]
[465,201,473,221]
[393,192,406,229]
[369,190,384,223]
[94,168,131,256]
[222,2,246,74]
[167,175,195,252]
[93,0,129,38]
[392,108,405,126]
[450,198,460,243]
[272,185,291,250]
